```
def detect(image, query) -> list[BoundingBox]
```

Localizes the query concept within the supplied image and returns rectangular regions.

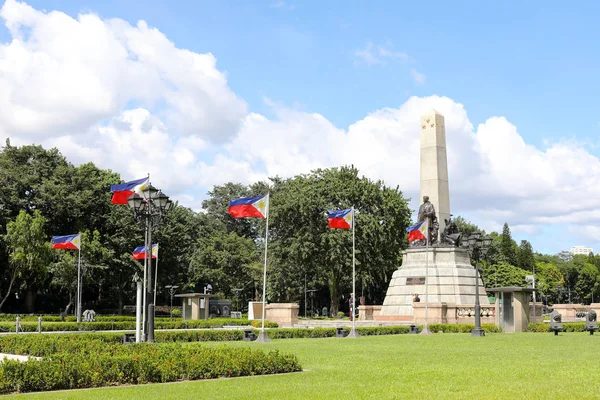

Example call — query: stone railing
[358,305,382,321]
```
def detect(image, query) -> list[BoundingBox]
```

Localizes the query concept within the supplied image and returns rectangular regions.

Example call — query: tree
[480,262,527,288]
[2,210,50,311]
[452,216,482,238]
[575,262,600,304]
[188,231,260,299]
[270,166,411,314]
[499,223,518,265]
[518,240,535,272]
[535,262,563,304]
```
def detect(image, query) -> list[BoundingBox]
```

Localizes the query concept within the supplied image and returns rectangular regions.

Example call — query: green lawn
[7,333,600,399]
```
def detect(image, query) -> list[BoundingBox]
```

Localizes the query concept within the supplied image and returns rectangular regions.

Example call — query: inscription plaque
[406,277,426,285]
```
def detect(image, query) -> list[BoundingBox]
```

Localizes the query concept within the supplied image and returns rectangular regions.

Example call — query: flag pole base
[346,327,361,338]
[254,330,271,343]
[420,324,432,335]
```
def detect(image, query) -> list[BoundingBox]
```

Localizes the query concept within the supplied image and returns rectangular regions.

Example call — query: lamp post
[307,289,317,317]
[127,185,172,342]
[164,285,179,320]
[464,232,492,337]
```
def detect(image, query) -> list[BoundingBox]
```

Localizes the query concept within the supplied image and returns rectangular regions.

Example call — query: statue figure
[60,302,73,322]
[417,196,438,245]
[440,216,461,247]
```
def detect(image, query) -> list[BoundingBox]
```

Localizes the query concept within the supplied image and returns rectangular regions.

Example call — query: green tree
[452,216,482,238]
[270,166,411,314]
[534,262,563,304]
[2,210,50,310]
[480,262,527,288]
[499,223,518,265]
[575,262,599,304]
[517,240,535,272]
[188,231,260,299]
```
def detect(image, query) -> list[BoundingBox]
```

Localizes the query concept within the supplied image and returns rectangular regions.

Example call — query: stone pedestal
[265,303,299,327]
[377,247,489,320]
[358,305,382,321]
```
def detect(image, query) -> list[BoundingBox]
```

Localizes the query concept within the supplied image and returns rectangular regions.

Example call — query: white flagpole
[347,207,360,338]
[256,193,271,342]
[421,220,431,335]
[153,243,159,306]
[77,233,82,323]
[142,223,148,339]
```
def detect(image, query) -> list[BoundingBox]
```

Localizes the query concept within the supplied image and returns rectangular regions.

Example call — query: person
[413,293,421,303]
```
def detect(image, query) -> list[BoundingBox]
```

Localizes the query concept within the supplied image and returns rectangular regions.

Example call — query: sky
[1,0,600,255]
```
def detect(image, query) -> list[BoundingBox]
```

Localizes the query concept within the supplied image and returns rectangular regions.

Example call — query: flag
[110,177,149,205]
[228,194,268,218]
[132,245,158,260]
[407,220,428,242]
[51,234,81,250]
[328,208,353,229]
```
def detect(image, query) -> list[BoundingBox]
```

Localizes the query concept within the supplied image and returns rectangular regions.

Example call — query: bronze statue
[440,216,461,247]
[417,196,438,244]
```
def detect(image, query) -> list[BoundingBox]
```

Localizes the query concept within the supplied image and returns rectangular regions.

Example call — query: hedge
[527,322,587,332]
[0,337,301,394]
[0,318,277,332]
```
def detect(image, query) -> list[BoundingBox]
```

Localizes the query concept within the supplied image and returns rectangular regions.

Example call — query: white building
[571,246,593,256]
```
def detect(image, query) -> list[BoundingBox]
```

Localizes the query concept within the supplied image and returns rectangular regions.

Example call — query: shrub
[171,309,182,317]
[336,312,345,319]
[0,336,301,394]
[527,322,586,332]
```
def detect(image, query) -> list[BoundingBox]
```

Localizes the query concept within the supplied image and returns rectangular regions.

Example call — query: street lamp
[127,184,172,342]
[165,285,179,320]
[464,232,492,337]
[306,289,317,317]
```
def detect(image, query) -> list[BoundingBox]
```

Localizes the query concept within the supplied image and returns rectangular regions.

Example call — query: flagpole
[256,193,271,342]
[77,233,82,323]
[153,243,159,306]
[347,206,360,338]
[421,220,431,335]
[142,221,148,339]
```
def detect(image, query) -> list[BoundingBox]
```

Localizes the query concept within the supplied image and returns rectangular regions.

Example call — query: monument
[377,110,489,321]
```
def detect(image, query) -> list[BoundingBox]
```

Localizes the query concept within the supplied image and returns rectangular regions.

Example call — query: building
[571,246,593,256]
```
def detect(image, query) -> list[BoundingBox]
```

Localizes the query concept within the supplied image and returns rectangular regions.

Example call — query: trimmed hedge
[0,318,276,332]
[527,322,586,332]
[0,339,301,394]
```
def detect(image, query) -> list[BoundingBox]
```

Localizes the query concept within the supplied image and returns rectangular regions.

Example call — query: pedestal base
[254,330,271,343]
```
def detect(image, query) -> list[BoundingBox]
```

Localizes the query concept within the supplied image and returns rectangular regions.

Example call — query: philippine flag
[406,220,428,242]
[228,194,268,218]
[110,177,149,205]
[132,245,158,260]
[328,208,353,229]
[51,234,81,250]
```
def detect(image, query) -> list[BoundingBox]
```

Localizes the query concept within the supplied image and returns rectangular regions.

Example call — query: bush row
[0,341,301,394]
[527,322,587,332]
[0,318,276,332]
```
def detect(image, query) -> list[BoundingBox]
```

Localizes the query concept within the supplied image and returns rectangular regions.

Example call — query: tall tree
[2,210,50,311]
[270,166,411,314]
[452,216,482,239]
[499,223,518,265]
[518,240,535,272]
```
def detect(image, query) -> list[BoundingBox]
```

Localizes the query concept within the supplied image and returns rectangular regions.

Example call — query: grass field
[6,332,600,399]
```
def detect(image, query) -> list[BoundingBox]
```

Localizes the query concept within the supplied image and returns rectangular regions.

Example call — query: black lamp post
[165,285,179,320]
[127,185,173,342]
[464,232,492,337]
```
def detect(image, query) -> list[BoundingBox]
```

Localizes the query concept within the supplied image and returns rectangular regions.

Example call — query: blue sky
[1,0,600,255]
[7,0,599,146]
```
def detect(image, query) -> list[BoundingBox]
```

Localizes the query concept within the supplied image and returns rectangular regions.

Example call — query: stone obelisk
[377,109,489,322]
[420,110,450,240]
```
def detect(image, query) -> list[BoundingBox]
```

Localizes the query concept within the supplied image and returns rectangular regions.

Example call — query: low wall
[265,303,299,327]
[552,304,600,322]
[358,305,382,321]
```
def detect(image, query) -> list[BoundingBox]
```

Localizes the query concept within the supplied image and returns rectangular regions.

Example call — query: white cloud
[0,0,246,143]
[410,68,426,84]
[4,1,600,253]
[354,41,409,66]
